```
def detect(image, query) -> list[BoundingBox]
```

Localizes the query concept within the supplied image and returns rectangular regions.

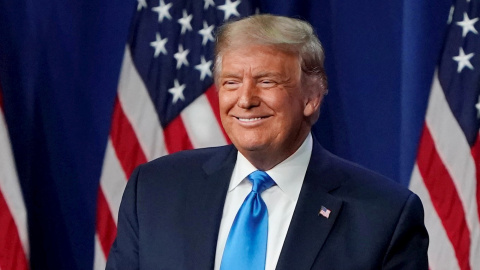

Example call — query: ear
[303,93,322,118]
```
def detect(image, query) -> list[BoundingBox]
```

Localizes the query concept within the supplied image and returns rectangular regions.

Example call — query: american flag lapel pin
[318,206,331,219]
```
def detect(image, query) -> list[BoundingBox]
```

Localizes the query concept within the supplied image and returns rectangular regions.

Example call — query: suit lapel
[184,145,237,270]
[276,140,344,270]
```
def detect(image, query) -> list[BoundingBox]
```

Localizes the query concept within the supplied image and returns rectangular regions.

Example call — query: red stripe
[470,133,480,224]
[0,189,28,270]
[163,116,194,153]
[110,97,148,178]
[96,96,150,259]
[416,124,471,270]
[96,189,117,257]
[204,85,231,144]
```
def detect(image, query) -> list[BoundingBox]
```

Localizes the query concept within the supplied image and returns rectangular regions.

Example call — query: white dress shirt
[214,133,313,270]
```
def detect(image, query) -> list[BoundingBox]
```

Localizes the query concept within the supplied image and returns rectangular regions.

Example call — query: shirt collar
[229,133,313,202]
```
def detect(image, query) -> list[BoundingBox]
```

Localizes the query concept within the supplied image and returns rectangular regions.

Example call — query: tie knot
[247,170,276,194]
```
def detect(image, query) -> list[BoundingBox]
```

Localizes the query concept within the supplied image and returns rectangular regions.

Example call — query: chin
[234,140,270,153]
[239,144,264,152]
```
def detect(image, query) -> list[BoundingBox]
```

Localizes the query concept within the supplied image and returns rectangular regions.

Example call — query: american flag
[408,0,480,269]
[318,206,331,219]
[0,83,29,269]
[93,0,257,268]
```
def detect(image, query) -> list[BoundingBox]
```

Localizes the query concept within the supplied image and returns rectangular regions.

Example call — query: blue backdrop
[0,0,451,268]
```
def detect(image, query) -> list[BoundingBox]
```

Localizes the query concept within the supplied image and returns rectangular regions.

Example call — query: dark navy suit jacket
[106,138,429,269]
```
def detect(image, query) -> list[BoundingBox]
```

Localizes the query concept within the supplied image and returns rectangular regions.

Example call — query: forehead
[220,45,300,75]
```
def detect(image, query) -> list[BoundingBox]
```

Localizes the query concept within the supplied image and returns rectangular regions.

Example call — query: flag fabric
[93,0,258,267]
[408,0,480,269]
[0,83,29,269]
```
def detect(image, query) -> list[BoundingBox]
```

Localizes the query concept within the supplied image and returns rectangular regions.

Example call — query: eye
[259,80,276,88]
[223,80,240,90]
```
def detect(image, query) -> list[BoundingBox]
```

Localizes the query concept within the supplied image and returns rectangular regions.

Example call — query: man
[106,14,428,269]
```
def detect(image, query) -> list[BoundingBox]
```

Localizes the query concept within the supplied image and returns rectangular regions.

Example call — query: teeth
[238,117,262,122]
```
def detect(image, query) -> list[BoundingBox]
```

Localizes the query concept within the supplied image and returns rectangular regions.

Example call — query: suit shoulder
[125,144,235,198]
[139,144,234,170]
[320,150,426,233]
[324,150,413,202]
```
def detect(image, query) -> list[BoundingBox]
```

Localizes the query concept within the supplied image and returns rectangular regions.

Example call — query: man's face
[218,44,317,168]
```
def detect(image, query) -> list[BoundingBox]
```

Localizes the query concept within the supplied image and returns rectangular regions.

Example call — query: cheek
[274,99,305,125]
[218,91,234,113]
[263,92,299,114]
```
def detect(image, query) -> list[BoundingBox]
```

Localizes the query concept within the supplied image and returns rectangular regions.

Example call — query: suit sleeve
[382,192,429,269]
[105,166,141,270]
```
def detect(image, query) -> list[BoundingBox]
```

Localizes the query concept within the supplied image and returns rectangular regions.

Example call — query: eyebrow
[219,71,284,80]
[219,72,242,79]
[253,72,283,79]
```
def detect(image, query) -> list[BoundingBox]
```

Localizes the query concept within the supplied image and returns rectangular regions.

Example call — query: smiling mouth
[237,117,266,122]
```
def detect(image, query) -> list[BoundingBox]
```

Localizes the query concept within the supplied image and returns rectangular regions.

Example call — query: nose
[237,80,260,109]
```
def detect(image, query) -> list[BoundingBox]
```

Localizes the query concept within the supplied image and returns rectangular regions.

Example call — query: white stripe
[118,46,168,161]
[99,139,128,225]
[181,94,227,148]
[95,139,128,261]
[409,165,460,270]
[93,233,107,269]
[0,109,29,258]
[425,71,480,267]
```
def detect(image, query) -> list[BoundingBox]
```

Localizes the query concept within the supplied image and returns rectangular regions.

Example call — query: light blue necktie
[220,170,276,270]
